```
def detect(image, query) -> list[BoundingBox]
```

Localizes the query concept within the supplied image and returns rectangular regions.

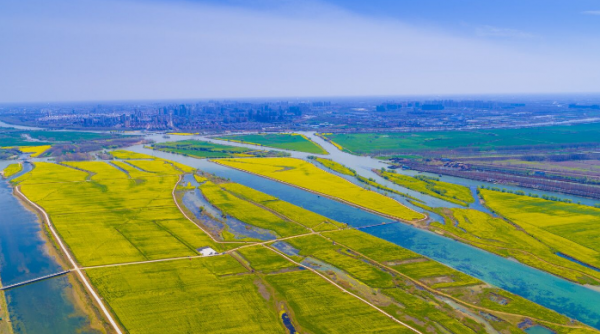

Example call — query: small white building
[198,247,218,257]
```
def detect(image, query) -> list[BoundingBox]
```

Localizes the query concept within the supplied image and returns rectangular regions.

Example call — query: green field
[217,158,426,222]
[151,140,286,158]
[380,171,474,206]
[0,129,115,148]
[14,160,218,266]
[391,259,481,289]
[216,133,328,154]
[286,234,396,287]
[0,137,50,147]
[26,130,114,142]
[321,123,600,154]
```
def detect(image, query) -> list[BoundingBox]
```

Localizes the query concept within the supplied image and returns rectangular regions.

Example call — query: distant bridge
[0,271,70,291]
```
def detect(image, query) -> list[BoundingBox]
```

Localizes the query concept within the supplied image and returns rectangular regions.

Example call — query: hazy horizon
[1,0,599,103]
[3,92,600,107]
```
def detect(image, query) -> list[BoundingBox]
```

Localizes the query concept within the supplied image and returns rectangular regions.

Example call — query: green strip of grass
[216,133,328,154]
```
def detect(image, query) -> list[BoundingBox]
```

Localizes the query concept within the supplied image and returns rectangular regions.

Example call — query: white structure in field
[198,247,218,257]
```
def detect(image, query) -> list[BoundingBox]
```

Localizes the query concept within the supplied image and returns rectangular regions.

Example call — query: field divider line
[15,186,124,334]
[81,233,321,269]
[211,160,429,225]
[319,234,592,330]
[81,255,209,270]
[227,231,319,252]
[262,244,423,334]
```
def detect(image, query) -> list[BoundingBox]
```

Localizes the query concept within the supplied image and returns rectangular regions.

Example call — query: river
[2,129,600,330]
[127,136,600,329]
[0,160,100,334]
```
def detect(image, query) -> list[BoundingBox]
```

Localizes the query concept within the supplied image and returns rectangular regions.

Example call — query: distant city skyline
[1,0,599,103]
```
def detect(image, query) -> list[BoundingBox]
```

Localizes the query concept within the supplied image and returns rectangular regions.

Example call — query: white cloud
[582,10,600,15]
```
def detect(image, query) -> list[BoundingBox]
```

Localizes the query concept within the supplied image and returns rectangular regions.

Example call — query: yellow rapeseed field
[2,163,22,178]
[200,181,308,238]
[217,158,425,222]
[109,150,156,160]
[380,171,473,206]
[86,256,284,334]
[222,182,344,230]
[480,190,600,276]
[18,145,51,157]
[14,161,218,266]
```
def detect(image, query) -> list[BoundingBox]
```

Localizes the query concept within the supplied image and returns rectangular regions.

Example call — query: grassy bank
[0,288,14,334]
[312,157,356,176]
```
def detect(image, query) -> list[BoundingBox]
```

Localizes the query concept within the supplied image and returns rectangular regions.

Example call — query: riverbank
[127,140,600,327]
[212,160,429,225]
[12,186,116,334]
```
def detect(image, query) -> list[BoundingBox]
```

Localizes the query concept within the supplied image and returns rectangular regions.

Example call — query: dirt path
[15,186,123,334]
[263,244,423,334]
[321,234,595,331]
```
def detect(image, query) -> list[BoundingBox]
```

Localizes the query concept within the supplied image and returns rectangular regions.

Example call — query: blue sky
[0,0,599,102]
[201,0,600,37]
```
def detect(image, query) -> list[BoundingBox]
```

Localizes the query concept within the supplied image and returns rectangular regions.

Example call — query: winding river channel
[1,129,600,331]
[135,133,600,329]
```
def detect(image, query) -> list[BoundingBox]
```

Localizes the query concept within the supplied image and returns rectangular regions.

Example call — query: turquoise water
[0,161,99,334]
[213,160,600,327]
[127,146,600,329]
[3,130,600,331]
